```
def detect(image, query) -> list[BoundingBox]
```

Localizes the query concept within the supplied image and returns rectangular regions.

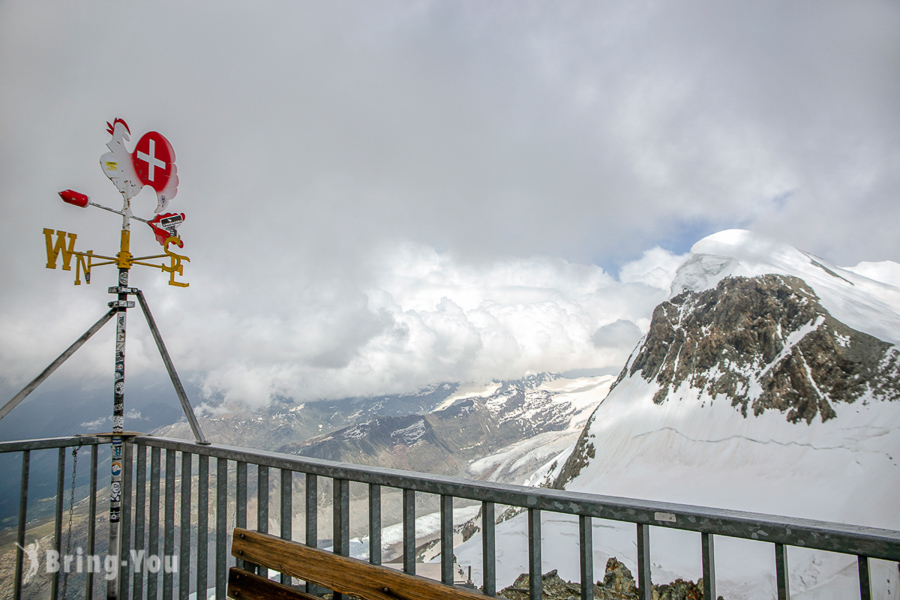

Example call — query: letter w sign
[44,228,78,270]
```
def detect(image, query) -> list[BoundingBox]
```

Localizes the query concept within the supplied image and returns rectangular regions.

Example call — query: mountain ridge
[277,374,608,482]
[623,273,900,422]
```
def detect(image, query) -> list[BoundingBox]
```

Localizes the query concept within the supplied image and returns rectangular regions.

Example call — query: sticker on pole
[148,213,186,247]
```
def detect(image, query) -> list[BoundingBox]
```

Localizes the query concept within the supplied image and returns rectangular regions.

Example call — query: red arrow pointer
[59,190,185,247]
[59,189,150,224]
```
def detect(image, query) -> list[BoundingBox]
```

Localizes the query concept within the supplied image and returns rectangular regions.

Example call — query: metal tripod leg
[0,308,117,421]
[135,289,209,445]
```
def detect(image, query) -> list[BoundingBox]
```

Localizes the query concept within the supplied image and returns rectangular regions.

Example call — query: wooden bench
[228,527,488,600]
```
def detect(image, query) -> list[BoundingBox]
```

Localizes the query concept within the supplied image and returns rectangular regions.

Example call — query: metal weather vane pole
[1,118,209,600]
[108,195,132,599]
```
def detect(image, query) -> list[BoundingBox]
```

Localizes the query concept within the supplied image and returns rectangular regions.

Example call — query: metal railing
[2,434,899,600]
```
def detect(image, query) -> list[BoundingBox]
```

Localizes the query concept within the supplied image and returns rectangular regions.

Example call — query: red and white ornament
[100,118,179,213]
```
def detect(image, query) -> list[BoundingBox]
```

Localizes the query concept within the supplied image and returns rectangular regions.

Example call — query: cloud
[592,320,643,350]
[189,242,680,407]
[1,1,898,411]
[619,246,687,291]
[79,416,108,430]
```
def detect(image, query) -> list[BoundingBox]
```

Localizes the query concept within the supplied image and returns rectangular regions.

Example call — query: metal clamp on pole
[108,300,136,309]
[108,286,139,295]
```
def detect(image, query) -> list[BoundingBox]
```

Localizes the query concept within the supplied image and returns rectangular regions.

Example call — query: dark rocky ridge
[625,274,899,423]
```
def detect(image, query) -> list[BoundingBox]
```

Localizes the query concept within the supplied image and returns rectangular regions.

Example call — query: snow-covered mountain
[155,371,610,490]
[154,382,463,450]
[456,230,900,599]
[279,373,611,483]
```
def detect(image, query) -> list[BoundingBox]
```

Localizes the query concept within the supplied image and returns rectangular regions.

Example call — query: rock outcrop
[498,560,719,600]
[623,274,899,423]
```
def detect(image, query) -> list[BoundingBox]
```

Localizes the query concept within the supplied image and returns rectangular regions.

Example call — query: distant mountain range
[159,372,611,486]
[278,373,611,483]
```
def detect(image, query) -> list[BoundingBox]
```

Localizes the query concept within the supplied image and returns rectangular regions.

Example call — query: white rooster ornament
[100,118,178,213]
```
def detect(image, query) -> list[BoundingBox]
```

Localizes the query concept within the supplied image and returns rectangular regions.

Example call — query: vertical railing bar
[148,446,161,600]
[50,447,66,598]
[53,447,67,597]
[197,454,209,600]
[333,478,350,600]
[857,555,871,600]
[305,473,318,595]
[280,468,292,540]
[256,464,269,580]
[305,473,317,548]
[528,508,542,600]
[369,483,382,566]
[119,439,134,600]
[280,469,292,585]
[701,532,716,600]
[51,446,65,600]
[482,501,496,597]
[403,488,416,575]
[13,450,30,600]
[133,444,147,600]
[579,515,593,600]
[636,523,651,600]
[215,457,228,600]
[163,449,176,600]
[775,543,790,600]
[440,495,453,585]
[334,479,349,556]
[236,461,247,572]
[258,465,269,534]
[86,444,99,600]
[179,451,192,599]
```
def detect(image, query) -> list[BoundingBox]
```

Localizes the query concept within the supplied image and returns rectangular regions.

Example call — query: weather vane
[1,118,208,600]
[47,118,190,288]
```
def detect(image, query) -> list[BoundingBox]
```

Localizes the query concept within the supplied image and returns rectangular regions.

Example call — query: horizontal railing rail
[2,433,898,600]
[139,436,900,560]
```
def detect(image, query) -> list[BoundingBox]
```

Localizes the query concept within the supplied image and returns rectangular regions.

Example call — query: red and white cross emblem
[132,131,175,193]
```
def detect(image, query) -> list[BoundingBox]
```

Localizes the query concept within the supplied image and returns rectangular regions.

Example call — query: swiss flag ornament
[100,118,179,213]
[80,118,187,247]
[133,132,176,194]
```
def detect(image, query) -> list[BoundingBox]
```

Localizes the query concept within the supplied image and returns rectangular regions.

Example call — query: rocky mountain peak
[620,273,900,424]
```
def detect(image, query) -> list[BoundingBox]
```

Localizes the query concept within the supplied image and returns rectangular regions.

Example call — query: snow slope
[671,229,900,344]
[465,374,614,485]
[456,230,900,599]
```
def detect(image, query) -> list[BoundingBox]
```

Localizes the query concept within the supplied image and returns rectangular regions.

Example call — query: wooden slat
[231,528,485,600]
[228,567,319,600]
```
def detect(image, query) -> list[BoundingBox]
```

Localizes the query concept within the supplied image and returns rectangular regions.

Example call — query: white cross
[136,139,166,182]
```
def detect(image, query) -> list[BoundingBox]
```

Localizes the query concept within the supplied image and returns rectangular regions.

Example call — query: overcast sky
[1,1,898,410]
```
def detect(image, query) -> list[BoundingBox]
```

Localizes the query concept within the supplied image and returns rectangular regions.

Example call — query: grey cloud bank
[1,1,897,409]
